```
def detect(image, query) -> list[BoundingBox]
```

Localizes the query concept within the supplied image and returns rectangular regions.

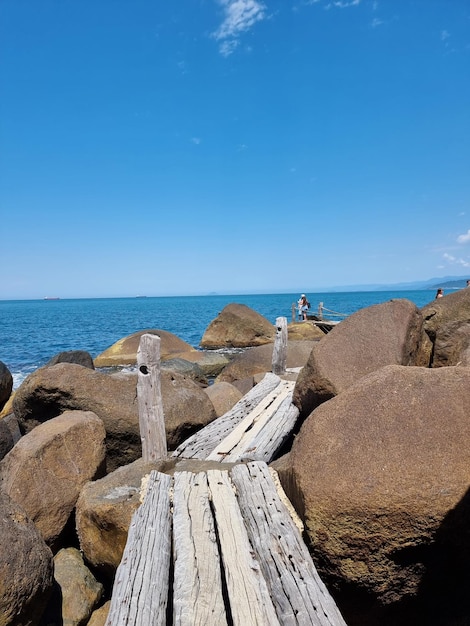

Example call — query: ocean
[0,290,438,389]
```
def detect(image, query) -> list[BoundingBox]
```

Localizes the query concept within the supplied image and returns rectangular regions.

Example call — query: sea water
[0,290,438,389]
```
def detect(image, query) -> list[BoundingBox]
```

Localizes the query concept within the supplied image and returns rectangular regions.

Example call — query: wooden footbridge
[105,320,347,625]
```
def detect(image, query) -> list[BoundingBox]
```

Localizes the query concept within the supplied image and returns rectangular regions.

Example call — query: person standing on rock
[298,294,310,320]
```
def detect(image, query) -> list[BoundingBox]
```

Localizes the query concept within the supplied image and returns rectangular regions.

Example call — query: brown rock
[76,457,230,579]
[87,601,110,626]
[171,350,230,377]
[75,457,176,578]
[432,320,470,367]
[0,411,106,546]
[287,321,325,341]
[93,329,195,367]
[0,418,14,462]
[285,364,470,614]
[293,299,424,417]
[52,548,103,626]
[200,303,275,348]
[216,340,315,384]
[204,381,243,417]
[0,491,54,626]
[421,286,470,342]
[12,364,216,471]
[0,361,13,412]
[418,288,470,367]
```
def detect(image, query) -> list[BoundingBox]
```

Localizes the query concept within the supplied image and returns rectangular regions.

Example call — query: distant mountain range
[325,275,470,292]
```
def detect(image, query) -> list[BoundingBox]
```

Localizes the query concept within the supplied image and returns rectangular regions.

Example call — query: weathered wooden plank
[172,471,228,626]
[137,334,167,462]
[205,381,296,463]
[206,469,280,626]
[231,462,347,626]
[172,373,282,460]
[105,471,172,626]
[272,316,288,375]
[236,397,299,463]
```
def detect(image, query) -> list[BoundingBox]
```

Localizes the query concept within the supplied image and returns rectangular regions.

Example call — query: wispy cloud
[191,137,201,145]
[371,17,383,28]
[325,0,361,8]
[457,229,470,244]
[441,29,450,42]
[443,252,470,268]
[212,0,267,56]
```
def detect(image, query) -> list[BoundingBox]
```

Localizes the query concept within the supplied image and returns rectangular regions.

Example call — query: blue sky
[1,0,469,299]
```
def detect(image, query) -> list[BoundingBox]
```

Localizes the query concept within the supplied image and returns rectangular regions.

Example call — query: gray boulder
[0,491,54,626]
[293,299,424,417]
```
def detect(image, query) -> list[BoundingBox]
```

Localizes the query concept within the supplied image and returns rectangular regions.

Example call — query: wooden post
[137,333,167,462]
[318,302,324,320]
[291,302,296,322]
[272,316,287,375]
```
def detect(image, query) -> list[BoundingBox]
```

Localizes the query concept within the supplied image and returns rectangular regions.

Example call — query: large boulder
[419,287,470,367]
[283,364,470,622]
[0,491,54,626]
[12,364,216,471]
[170,350,230,377]
[287,322,325,341]
[204,382,243,417]
[421,286,470,341]
[200,303,276,348]
[0,361,13,412]
[46,350,95,369]
[432,320,470,367]
[0,418,14,462]
[94,329,195,367]
[293,299,424,417]
[0,411,106,547]
[76,457,177,578]
[216,340,315,384]
[50,548,103,626]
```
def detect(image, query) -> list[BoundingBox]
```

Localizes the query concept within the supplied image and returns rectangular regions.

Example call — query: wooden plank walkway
[172,372,299,463]
[106,462,347,626]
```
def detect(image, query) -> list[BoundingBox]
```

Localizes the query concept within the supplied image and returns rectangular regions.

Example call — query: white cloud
[443,251,470,268]
[191,137,201,145]
[441,30,450,42]
[212,0,266,56]
[329,0,361,7]
[371,17,383,28]
[457,229,470,244]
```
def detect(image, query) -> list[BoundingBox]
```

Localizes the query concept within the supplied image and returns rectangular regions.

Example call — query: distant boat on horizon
[43,297,60,300]
[135,295,148,298]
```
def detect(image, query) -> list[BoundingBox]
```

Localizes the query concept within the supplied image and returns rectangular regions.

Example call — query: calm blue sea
[0,290,438,389]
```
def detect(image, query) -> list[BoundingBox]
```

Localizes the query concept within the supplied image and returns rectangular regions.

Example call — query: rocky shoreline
[1,296,470,625]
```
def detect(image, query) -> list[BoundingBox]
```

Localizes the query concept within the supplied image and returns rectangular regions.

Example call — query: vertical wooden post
[318,302,324,320]
[272,317,287,376]
[137,333,167,462]
[291,302,296,322]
